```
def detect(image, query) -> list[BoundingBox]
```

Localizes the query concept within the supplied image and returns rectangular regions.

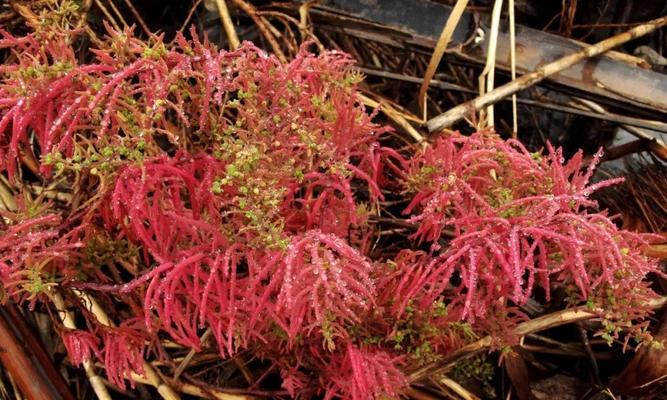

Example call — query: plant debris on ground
[0,1,666,400]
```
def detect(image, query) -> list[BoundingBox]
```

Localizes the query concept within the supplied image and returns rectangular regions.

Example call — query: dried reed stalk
[417,0,469,121]
[427,15,667,132]
[215,0,240,50]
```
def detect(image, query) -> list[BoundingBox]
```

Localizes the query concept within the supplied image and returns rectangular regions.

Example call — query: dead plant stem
[409,295,667,383]
[426,15,667,132]
[215,0,240,50]
[418,0,469,121]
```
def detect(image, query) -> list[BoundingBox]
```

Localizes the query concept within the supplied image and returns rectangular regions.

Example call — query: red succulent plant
[0,20,661,399]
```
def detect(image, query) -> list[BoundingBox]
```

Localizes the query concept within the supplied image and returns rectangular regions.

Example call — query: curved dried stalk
[417,0,469,121]
[437,376,480,400]
[508,0,518,137]
[0,179,16,212]
[92,0,120,31]
[298,0,318,42]
[178,0,203,33]
[230,0,286,63]
[359,93,425,143]
[478,0,504,128]
[105,0,129,29]
[121,0,151,36]
[409,296,667,383]
[49,291,112,400]
[73,290,181,400]
[214,0,240,50]
[427,15,667,132]
[129,373,250,400]
[9,3,40,27]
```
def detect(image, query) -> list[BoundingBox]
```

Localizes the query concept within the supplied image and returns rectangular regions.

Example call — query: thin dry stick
[231,0,287,63]
[298,0,317,41]
[479,0,504,128]
[409,295,667,383]
[258,10,323,52]
[73,290,182,400]
[573,97,667,161]
[178,0,203,33]
[263,16,283,39]
[0,179,16,212]
[403,387,443,400]
[508,0,518,137]
[122,0,151,36]
[418,0,468,121]
[93,0,120,31]
[418,0,469,121]
[50,291,112,400]
[72,0,101,46]
[10,3,40,27]
[173,329,211,380]
[438,376,480,400]
[426,14,667,133]
[575,98,667,144]
[129,373,250,400]
[340,67,667,134]
[215,0,240,50]
[359,93,425,143]
[25,184,72,203]
[360,91,423,124]
[105,0,129,29]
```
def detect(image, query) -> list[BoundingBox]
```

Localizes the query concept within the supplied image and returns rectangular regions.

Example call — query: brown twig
[215,0,240,50]
[577,322,601,385]
[418,0,469,120]
[105,0,129,29]
[359,93,425,143]
[360,67,667,135]
[601,139,650,161]
[173,329,211,380]
[121,0,151,36]
[256,11,301,55]
[508,0,518,137]
[230,0,286,63]
[478,0,504,128]
[426,15,667,132]
[178,0,203,33]
[49,291,112,400]
[73,290,182,400]
[92,0,121,31]
[409,296,667,383]
[298,0,319,43]
[9,2,39,27]
[437,376,480,400]
[130,373,250,400]
[260,9,324,51]
[573,98,667,161]
[0,179,16,212]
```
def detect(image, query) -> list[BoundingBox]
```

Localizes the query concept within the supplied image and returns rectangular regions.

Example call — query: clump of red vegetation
[0,21,661,399]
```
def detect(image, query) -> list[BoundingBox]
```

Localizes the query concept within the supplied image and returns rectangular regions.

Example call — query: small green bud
[101,146,114,158]
[211,180,223,194]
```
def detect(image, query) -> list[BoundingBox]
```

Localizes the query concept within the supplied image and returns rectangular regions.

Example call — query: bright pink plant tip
[0,22,661,399]
[274,230,375,346]
[61,330,100,367]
